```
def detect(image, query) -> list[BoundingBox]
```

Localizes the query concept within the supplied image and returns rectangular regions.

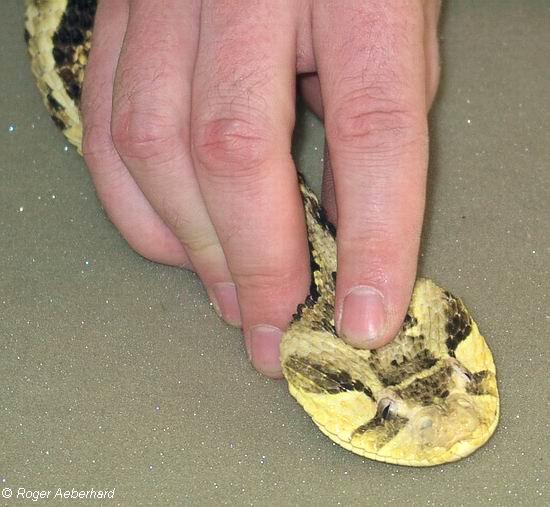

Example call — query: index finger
[312,0,429,348]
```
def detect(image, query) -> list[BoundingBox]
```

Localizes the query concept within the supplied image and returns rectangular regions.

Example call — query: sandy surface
[1,1,549,505]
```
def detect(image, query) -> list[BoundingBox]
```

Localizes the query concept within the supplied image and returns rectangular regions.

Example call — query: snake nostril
[420,418,433,430]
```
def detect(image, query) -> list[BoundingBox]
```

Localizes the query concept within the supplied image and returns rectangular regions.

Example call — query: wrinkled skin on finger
[81,0,441,377]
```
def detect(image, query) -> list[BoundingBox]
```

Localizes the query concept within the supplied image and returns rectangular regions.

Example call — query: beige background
[1,1,549,505]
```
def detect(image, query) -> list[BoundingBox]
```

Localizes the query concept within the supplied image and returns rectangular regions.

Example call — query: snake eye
[378,399,395,420]
[452,363,473,383]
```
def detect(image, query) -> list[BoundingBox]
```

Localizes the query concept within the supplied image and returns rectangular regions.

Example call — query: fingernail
[210,283,242,327]
[338,286,386,347]
[245,325,283,378]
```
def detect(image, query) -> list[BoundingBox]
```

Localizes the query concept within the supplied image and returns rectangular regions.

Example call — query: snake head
[349,360,499,466]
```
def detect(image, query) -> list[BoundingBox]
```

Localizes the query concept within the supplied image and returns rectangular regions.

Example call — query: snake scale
[25,0,499,466]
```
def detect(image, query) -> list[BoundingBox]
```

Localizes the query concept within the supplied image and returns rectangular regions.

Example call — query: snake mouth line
[314,412,498,467]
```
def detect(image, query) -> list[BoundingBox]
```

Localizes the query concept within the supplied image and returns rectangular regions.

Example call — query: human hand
[81,0,440,378]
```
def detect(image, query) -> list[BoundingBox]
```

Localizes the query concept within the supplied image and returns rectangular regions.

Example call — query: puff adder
[25,0,499,466]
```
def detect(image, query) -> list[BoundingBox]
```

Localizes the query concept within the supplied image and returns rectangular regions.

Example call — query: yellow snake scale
[25,0,499,466]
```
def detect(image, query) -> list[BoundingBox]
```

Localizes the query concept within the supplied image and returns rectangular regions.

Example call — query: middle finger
[192,0,310,376]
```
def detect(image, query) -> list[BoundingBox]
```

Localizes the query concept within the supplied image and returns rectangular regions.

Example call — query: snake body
[25,0,499,466]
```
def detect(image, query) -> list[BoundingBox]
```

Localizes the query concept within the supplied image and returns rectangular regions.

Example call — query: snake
[25,0,499,466]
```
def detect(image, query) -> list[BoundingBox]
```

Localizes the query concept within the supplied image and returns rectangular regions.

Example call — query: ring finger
[109,0,241,325]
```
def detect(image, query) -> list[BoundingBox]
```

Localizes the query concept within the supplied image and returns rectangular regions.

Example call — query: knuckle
[183,230,220,258]
[233,263,305,295]
[154,200,221,258]
[154,202,220,256]
[340,227,394,257]
[123,227,186,267]
[341,216,393,244]
[339,246,390,288]
[340,221,397,258]
[156,200,193,237]
[82,123,115,169]
[111,107,186,164]
[172,220,217,257]
[328,88,425,154]
[338,226,415,284]
[192,114,273,178]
